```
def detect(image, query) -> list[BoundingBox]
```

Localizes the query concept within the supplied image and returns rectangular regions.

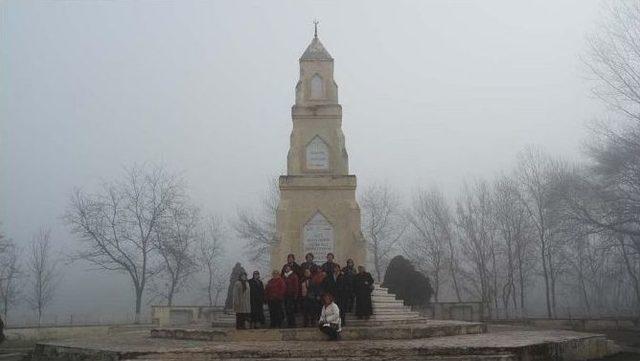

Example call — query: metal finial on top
[313,19,319,38]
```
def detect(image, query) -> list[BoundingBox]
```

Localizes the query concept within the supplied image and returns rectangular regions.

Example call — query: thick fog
[1,1,607,324]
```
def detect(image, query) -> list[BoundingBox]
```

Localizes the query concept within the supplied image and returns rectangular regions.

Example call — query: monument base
[32,329,619,361]
[151,319,486,342]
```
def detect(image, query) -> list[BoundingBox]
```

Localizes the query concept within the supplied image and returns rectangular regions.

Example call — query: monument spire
[314,19,319,38]
[273,30,366,271]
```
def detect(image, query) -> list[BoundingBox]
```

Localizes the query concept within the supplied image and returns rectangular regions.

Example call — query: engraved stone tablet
[306,136,329,170]
[303,212,334,258]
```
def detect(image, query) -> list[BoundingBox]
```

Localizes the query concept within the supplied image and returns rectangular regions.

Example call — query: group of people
[232,252,375,340]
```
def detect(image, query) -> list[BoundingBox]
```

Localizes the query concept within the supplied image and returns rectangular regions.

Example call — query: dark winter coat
[354,271,374,317]
[283,272,299,299]
[265,277,286,302]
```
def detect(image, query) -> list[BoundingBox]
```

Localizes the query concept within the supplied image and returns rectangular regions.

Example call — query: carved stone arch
[305,135,330,170]
[310,73,324,99]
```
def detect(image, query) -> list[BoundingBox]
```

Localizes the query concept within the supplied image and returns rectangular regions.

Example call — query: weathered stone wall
[151,305,224,327]
[5,324,150,341]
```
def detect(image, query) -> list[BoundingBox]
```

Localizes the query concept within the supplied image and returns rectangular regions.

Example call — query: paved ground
[35,329,610,357]
[5,323,638,360]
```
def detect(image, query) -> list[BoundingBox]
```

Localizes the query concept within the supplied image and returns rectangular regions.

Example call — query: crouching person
[318,293,341,341]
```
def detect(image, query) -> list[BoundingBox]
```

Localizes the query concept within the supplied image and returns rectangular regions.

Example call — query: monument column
[271,28,366,270]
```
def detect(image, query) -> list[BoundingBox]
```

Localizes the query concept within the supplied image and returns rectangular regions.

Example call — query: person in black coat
[300,252,319,274]
[321,253,339,276]
[334,264,349,326]
[248,271,266,328]
[354,265,374,319]
[281,254,302,278]
[322,264,338,296]
[342,259,356,312]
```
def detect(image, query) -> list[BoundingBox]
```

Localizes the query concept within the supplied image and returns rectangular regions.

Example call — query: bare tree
[0,231,21,323]
[152,202,199,306]
[26,228,59,325]
[360,183,407,282]
[65,164,183,323]
[405,187,460,302]
[198,216,226,306]
[570,2,640,317]
[493,174,534,318]
[235,178,278,268]
[515,147,569,318]
[456,180,498,319]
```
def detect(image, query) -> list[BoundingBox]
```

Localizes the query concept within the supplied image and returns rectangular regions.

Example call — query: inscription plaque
[306,136,329,170]
[303,212,334,258]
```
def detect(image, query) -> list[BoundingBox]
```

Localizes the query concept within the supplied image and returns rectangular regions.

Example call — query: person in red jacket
[282,264,299,327]
[265,270,286,328]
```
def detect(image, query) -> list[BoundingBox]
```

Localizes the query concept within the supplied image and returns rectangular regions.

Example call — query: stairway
[212,284,427,327]
[348,284,427,326]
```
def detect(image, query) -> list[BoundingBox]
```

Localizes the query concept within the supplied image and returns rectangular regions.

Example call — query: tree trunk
[549,255,557,319]
[517,249,526,319]
[540,239,552,318]
[135,287,143,324]
[447,239,462,302]
[619,237,640,318]
[207,269,214,307]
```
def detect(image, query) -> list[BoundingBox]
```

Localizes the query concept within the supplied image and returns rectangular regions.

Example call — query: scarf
[284,270,293,278]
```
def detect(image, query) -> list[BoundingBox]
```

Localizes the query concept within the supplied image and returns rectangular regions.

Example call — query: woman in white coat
[318,293,341,340]
[233,271,251,329]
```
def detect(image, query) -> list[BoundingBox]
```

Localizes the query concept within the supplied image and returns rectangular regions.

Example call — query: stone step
[346,317,431,327]
[371,307,413,313]
[371,303,410,309]
[151,321,486,342]
[372,295,401,300]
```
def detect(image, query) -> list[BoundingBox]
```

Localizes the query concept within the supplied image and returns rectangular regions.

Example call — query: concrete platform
[31,330,619,360]
[151,320,486,342]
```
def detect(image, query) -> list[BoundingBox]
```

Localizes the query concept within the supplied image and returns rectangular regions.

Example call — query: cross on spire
[313,19,319,38]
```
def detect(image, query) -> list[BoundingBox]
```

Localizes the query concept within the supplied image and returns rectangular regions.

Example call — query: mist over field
[4,0,637,326]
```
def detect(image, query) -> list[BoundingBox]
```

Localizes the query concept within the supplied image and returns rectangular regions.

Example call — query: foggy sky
[0,1,606,322]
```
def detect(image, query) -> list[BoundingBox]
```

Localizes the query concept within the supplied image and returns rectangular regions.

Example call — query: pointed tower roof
[300,25,333,61]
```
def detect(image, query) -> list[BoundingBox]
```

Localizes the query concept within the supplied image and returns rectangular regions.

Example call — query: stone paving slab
[32,330,619,361]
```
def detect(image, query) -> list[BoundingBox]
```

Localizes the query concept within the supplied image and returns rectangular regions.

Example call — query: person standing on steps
[301,252,319,274]
[281,253,302,278]
[321,252,339,276]
[232,271,251,329]
[334,264,349,326]
[310,269,327,321]
[248,271,266,329]
[342,259,357,313]
[318,293,342,341]
[354,265,374,320]
[282,264,299,327]
[265,270,286,328]
[300,268,317,327]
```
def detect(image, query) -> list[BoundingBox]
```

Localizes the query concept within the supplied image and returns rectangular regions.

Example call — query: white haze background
[0,1,605,323]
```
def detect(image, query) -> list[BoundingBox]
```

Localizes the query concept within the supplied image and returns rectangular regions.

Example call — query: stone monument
[271,25,366,270]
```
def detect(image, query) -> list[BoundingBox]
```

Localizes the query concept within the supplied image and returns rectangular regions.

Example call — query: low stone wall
[5,324,151,341]
[151,305,224,326]
[415,302,485,322]
[495,317,639,331]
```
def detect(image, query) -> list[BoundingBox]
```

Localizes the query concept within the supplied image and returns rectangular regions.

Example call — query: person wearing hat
[248,271,266,328]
